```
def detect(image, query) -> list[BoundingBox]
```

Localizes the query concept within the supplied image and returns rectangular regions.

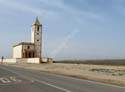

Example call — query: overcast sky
[0,0,125,60]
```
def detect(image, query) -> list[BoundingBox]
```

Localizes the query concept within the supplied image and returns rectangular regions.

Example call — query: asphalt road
[0,64,125,92]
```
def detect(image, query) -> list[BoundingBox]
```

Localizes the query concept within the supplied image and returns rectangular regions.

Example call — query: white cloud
[0,0,55,18]
[0,0,107,22]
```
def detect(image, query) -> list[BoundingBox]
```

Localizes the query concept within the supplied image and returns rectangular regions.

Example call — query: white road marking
[10,76,22,83]
[0,80,34,86]
[34,78,71,92]
[0,77,22,84]
[0,66,72,92]
[0,78,11,83]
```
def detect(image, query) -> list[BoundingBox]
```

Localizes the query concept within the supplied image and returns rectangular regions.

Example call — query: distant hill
[54,60,125,66]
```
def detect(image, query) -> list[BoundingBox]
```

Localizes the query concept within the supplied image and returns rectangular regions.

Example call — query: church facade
[0,18,52,64]
[13,18,42,59]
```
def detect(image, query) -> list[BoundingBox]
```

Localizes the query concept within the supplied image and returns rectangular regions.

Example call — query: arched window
[37,26,39,31]
[27,46,30,49]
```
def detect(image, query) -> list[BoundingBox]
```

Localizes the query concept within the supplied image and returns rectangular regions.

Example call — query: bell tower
[31,17,42,58]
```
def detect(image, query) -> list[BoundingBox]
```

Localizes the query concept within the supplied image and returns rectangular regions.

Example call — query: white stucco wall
[16,58,40,64]
[42,57,53,63]
[0,58,53,64]
[0,58,40,64]
[42,58,48,63]
[0,59,17,63]
[16,58,28,63]
[27,58,40,64]
[13,45,22,58]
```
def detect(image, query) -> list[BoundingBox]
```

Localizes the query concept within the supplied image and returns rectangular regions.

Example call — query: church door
[29,52,31,58]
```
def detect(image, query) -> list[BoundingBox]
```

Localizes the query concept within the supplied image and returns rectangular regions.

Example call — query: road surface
[0,64,125,92]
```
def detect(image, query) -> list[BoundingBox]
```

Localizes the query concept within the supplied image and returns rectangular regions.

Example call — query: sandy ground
[4,63,125,87]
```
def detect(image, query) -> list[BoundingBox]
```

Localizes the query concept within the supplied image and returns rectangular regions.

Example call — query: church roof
[13,42,34,47]
[32,17,41,25]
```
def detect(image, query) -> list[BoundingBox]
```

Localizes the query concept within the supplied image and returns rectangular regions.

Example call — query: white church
[13,18,42,59]
[0,18,52,64]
